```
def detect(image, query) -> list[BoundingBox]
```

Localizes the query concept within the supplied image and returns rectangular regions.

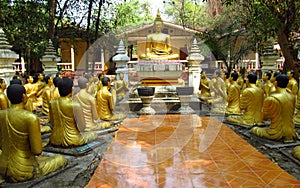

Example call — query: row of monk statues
[198,69,300,144]
[0,71,127,183]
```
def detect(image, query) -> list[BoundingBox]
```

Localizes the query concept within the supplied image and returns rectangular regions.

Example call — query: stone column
[186,39,204,94]
[260,40,279,73]
[112,40,130,82]
[0,28,18,84]
[40,39,61,75]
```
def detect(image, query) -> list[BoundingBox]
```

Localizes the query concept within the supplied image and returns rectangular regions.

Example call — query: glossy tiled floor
[87,115,300,188]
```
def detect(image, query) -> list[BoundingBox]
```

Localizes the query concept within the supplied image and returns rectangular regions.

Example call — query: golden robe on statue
[0,108,66,182]
[226,82,241,115]
[251,88,296,142]
[226,84,264,125]
[49,97,98,147]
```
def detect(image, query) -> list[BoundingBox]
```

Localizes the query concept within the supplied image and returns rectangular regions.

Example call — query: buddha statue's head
[0,78,7,91]
[26,75,34,84]
[37,73,44,81]
[263,71,272,82]
[287,70,294,79]
[45,75,53,85]
[119,72,124,80]
[154,10,163,33]
[230,71,238,82]
[246,73,257,86]
[213,69,221,78]
[275,74,289,88]
[102,77,111,89]
[7,84,26,104]
[78,77,88,89]
[58,78,73,97]
[53,77,62,87]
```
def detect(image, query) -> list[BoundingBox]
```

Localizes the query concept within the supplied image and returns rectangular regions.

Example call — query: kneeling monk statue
[0,84,66,183]
[49,78,98,147]
[250,74,297,142]
[96,77,125,121]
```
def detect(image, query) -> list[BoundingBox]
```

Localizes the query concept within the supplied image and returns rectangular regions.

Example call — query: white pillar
[71,45,75,71]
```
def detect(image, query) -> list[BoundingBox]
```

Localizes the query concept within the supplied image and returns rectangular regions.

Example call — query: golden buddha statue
[222,71,230,94]
[226,71,241,115]
[197,71,211,101]
[207,70,227,113]
[251,74,297,142]
[0,78,9,110]
[139,10,179,60]
[74,78,111,131]
[237,70,245,91]
[24,75,37,112]
[49,78,98,147]
[270,71,280,93]
[96,77,125,121]
[51,77,61,100]
[293,78,300,125]
[226,73,264,125]
[41,75,54,116]
[0,84,66,182]
[262,71,273,98]
[35,73,46,98]
[287,70,298,95]
[114,72,129,101]
[84,73,97,97]
[96,73,104,93]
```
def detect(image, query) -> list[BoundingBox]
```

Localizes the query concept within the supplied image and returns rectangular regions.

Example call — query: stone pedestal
[186,39,204,94]
[137,87,156,115]
[0,28,18,83]
[40,39,61,75]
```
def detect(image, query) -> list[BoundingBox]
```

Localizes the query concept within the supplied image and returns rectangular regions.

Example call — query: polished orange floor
[87,115,300,188]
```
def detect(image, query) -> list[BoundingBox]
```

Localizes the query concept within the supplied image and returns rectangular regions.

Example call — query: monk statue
[270,71,280,93]
[226,73,264,126]
[51,77,61,100]
[74,77,112,131]
[251,74,297,143]
[41,75,54,117]
[24,75,37,112]
[34,73,46,107]
[0,84,66,183]
[84,73,97,97]
[226,71,241,115]
[197,71,211,102]
[0,78,9,110]
[222,71,230,94]
[262,71,273,98]
[237,70,245,91]
[207,70,227,114]
[293,77,300,125]
[114,72,129,101]
[139,10,179,60]
[49,78,98,147]
[287,70,298,95]
[96,77,125,121]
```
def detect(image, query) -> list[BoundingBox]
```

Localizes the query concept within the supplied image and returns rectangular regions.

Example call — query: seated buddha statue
[237,70,245,91]
[226,73,264,126]
[287,70,298,95]
[74,77,112,131]
[139,11,179,60]
[41,75,54,117]
[222,71,230,94]
[0,78,9,110]
[207,70,227,114]
[34,73,46,107]
[114,72,129,101]
[49,78,98,147]
[197,71,211,102]
[0,84,66,182]
[225,71,241,115]
[51,77,61,100]
[24,75,37,112]
[96,77,125,121]
[262,71,273,98]
[250,74,297,143]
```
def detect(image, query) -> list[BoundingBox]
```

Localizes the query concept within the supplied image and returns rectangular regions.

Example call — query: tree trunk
[85,0,94,73]
[48,0,56,39]
[277,28,298,77]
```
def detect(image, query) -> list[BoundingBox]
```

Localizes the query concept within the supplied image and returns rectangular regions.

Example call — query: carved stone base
[138,96,155,115]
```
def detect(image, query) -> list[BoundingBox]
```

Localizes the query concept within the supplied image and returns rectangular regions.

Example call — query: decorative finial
[155,9,163,22]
